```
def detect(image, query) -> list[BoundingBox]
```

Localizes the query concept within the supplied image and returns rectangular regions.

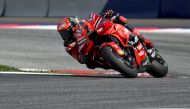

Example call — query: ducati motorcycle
[73,15,168,78]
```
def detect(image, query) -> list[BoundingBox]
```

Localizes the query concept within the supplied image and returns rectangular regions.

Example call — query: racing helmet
[57,17,76,41]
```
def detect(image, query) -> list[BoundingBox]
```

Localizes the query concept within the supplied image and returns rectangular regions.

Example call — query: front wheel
[101,46,138,78]
[147,52,168,78]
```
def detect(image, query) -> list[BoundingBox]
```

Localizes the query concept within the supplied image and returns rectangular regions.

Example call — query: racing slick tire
[101,46,138,78]
[147,52,168,78]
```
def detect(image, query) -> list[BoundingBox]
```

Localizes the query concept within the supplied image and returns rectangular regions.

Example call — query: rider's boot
[138,35,154,49]
[138,35,156,59]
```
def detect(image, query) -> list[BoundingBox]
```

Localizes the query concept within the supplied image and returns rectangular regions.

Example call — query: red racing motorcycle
[77,14,168,78]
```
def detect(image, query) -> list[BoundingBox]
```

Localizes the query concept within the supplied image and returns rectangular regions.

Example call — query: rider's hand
[104,9,114,18]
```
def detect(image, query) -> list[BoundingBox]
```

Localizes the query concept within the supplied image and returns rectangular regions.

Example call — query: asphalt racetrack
[0,24,190,108]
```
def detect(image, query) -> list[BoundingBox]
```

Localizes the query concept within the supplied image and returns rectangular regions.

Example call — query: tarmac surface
[0,18,190,108]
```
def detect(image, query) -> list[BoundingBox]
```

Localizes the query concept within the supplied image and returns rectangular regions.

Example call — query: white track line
[141,28,190,33]
[0,71,153,78]
[15,25,57,30]
[19,68,50,72]
[0,71,73,76]
[0,25,57,30]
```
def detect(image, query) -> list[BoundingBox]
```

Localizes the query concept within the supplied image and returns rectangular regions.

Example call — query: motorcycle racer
[57,10,155,69]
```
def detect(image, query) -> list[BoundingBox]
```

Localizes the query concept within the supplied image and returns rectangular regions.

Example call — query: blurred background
[1,0,190,18]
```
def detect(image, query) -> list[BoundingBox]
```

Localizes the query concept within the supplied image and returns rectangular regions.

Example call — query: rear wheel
[101,46,138,78]
[147,52,168,78]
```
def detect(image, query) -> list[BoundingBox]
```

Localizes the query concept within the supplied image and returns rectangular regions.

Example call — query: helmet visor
[59,29,72,41]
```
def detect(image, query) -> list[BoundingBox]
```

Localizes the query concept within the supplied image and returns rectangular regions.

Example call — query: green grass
[0,65,21,71]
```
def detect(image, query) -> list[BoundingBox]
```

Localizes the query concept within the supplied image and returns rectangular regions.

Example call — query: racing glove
[103,9,114,18]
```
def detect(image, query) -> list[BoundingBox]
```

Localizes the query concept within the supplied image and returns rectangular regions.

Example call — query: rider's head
[57,17,77,41]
